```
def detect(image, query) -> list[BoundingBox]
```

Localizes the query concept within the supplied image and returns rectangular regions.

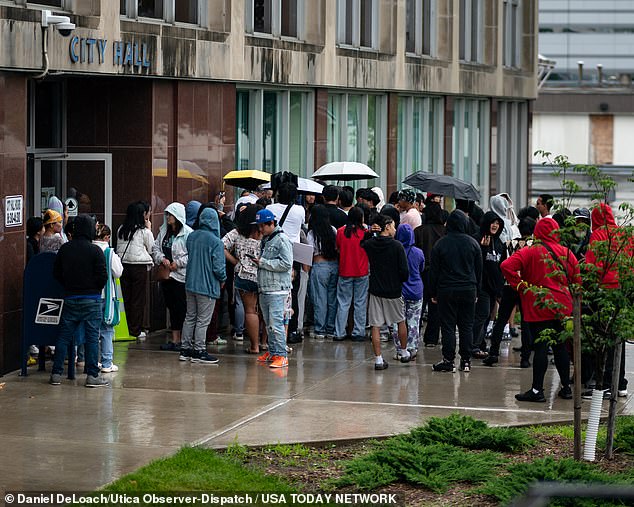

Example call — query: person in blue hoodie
[179,207,226,364]
[393,224,425,360]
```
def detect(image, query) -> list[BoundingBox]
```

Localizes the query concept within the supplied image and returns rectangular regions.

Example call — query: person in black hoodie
[49,214,108,388]
[414,202,446,346]
[361,214,411,370]
[471,211,507,357]
[430,210,482,373]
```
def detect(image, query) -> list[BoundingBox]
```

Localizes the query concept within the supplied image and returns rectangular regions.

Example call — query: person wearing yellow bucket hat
[40,209,66,253]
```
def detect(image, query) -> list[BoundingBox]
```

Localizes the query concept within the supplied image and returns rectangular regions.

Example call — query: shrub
[336,441,504,492]
[614,416,634,455]
[408,413,535,452]
[478,457,634,506]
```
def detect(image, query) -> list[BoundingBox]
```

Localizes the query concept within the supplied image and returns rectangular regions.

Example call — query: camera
[41,9,76,37]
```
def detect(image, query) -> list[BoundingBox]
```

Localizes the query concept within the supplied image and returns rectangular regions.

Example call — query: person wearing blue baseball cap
[253,209,293,369]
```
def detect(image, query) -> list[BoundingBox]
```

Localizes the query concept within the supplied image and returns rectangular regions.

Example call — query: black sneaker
[191,351,219,364]
[288,332,303,344]
[432,359,456,372]
[460,359,471,372]
[472,350,488,359]
[515,389,546,402]
[179,348,192,361]
[520,359,531,369]
[374,361,389,371]
[510,327,519,337]
[333,336,346,342]
[482,355,499,367]
[558,386,573,399]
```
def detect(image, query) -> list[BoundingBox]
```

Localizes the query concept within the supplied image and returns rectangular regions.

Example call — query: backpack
[103,248,121,326]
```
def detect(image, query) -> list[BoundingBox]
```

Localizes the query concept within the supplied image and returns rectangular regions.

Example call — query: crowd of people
[26,186,629,401]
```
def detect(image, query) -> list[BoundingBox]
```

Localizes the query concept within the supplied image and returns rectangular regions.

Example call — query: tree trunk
[573,293,582,461]
[605,340,623,459]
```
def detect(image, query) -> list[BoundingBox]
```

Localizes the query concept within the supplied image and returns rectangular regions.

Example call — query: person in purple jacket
[393,223,425,361]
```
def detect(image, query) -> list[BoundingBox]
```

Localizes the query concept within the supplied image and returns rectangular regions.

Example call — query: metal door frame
[33,153,112,226]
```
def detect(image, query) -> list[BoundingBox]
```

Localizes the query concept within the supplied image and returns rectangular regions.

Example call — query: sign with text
[65,197,78,217]
[35,298,64,325]
[69,37,151,69]
[5,195,23,227]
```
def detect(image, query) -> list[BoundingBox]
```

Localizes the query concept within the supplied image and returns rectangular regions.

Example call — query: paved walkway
[0,333,632,493]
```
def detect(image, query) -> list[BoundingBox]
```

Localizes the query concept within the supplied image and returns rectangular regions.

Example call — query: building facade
[0,0,538,374]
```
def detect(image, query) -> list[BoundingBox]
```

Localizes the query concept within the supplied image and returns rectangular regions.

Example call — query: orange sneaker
[269,355,289,368]
[257,351,272,362]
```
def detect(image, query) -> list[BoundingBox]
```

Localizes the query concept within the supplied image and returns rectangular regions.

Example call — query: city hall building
[0,0,538,374]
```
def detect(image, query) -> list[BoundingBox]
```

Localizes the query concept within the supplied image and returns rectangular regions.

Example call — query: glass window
[34,0,62,6]
[236,88,313,175]
[254,0,272,33]
[337,0,376,49]
[459,0,481,62]
[120,0,127,15]
[281,0,298,37]
[175,0,199,24]
[327,92,387,187]
[503,0,521,68]
[34,81,64,150]
[237,91,250,170]
[406,0,416,53]
[263,92,278,171]
[138,0,163,18]
[452,98,490,202]
[396,96,444,184]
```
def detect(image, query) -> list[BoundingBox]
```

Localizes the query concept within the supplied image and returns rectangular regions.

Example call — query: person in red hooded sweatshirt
[501,217,581,402]
[584,203,629,398]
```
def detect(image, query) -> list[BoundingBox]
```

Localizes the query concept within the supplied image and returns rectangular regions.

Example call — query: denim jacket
[257,226,293,293]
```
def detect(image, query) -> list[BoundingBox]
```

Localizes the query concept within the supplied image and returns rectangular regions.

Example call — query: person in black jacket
[430,210,482,373]
[49,214,108,388]
[414,202,446,346]
[322,185,348,229]
[361,214,411,370]
[471,211,507,357]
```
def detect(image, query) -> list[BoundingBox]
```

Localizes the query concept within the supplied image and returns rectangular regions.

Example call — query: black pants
[120,263,148,337]
[288,263,301,335]
[161,278,186,332]
[438,288,476,362]
[422,271,440,345]
[582,342,629,391]
[529,320,570,392]
[472,289,496,352]
[489,285,533,360]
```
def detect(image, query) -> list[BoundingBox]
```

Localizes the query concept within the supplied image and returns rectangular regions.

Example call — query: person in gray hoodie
[179,208,226,364]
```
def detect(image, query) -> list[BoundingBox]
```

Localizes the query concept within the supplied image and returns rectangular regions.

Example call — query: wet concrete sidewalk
[0,334,632,493]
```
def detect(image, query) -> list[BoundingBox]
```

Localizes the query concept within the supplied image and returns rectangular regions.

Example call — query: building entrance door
[32,153,112,226]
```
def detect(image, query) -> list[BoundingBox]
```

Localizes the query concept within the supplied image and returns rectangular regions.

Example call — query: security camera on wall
[41,9,76,37]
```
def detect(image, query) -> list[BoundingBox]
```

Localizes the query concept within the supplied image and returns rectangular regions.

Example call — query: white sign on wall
[65,197,78,217]
[5,195,23,227]
[35,298,64,325]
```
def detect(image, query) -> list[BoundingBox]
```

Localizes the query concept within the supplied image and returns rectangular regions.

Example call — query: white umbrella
[311,161,379,181]
[261,177,324,194]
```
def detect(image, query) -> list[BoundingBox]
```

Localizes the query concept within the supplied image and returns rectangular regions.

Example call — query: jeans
[438,289,477,362]
[259,292,288,358]
[233,288,245,335]
[52,299,102,378]
[182,292,217,352]
[310,261,338,335]
[529,320,570,392]
[99,300,115,368]
[335,276,369,338]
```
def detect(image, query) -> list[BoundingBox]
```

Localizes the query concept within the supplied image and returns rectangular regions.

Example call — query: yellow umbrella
[223,170,271,190]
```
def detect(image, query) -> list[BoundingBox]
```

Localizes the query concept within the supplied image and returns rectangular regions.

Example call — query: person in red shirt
[334,207,369,341]
[501,217,581,402]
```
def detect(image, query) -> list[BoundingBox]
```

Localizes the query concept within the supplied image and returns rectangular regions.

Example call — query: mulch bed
[222,433,634,506]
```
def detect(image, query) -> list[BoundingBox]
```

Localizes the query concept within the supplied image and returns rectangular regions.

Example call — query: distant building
[533,0,634,207]
[0,0,538,374]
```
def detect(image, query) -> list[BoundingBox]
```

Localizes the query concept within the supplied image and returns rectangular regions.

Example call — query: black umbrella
[402,172,481,201]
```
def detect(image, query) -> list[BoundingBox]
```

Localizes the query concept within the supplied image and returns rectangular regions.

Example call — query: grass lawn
[100,415,634,506]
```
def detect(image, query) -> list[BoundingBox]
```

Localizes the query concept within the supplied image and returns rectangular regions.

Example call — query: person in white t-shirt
[266,182,305,243]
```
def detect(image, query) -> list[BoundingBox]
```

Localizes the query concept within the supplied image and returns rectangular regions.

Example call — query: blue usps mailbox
[21,252,66,376]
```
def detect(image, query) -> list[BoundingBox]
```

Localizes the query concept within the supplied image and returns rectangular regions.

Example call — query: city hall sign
[69,37,151,69]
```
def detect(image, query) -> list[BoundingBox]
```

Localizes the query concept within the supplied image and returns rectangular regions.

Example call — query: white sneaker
[213,337,228,345]
[138,331,147,338]
[101,364,119,373]
[233,333,244,341]
[618,389,628,397]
